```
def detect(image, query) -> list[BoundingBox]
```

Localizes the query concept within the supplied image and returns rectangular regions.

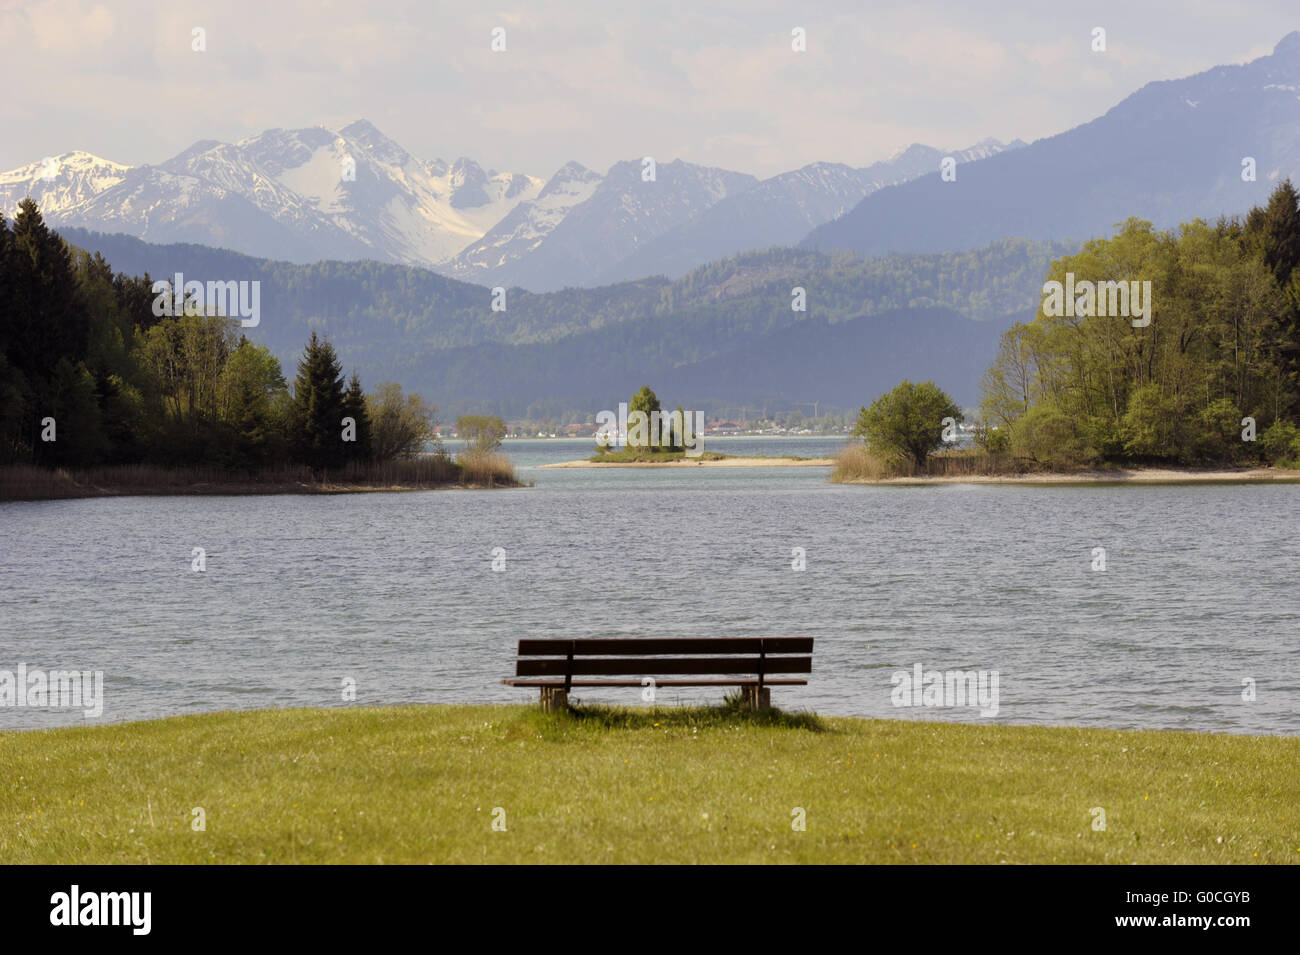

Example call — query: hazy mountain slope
[414,306,1015,412]
[803,32,1300,256]
[59,227,1067,416]
[655,307,1014,408]
[599,139,1026,284]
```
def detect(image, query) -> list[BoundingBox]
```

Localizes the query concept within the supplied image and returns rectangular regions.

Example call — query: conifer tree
[1247,180,1300,410]
[342,371,372,463]
[291,331,347,472]
[8,198,86,381]
[0,214,13,367]
[1248,179,1300,288]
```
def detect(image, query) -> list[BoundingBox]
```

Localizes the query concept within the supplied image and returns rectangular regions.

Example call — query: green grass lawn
[2,703,1296,864]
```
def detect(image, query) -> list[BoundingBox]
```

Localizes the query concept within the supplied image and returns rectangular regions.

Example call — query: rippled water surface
[2,437,1297,733]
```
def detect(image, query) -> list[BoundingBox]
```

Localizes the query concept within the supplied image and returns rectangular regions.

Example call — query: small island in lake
[543,449,835,468]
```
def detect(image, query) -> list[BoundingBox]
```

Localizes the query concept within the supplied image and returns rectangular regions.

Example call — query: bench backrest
[513,637,813,680]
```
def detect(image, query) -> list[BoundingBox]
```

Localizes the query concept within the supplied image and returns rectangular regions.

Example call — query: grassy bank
[0,454,523,501]
[588,449,734,463]
[1,704,1295,864]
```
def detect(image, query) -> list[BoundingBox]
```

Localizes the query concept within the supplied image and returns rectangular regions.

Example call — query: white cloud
[0,0,1296,178]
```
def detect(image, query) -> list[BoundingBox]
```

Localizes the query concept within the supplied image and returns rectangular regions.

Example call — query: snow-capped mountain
[447,160,603,279]
[597,139,1026,284]
[0,120,544,267]
[165,120,545,265]
[0,152,130,217]
[0,121,1023,288]
[469,158,759,292]
[58,164,351,263]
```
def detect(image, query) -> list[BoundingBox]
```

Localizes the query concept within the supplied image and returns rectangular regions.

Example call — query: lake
[2,436,1297,734]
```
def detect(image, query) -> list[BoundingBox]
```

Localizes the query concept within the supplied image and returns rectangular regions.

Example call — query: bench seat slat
[517,637,812,656]
[516,656,811,677]
[503,678,809,688]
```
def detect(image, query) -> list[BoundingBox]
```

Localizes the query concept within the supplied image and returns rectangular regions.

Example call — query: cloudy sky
[1,0,1296,178]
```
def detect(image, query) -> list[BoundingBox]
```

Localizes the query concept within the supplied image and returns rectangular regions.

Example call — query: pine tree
[8,198,87,381]
[1249,179,1300,288]
[342,371,372,464]
[37,358,109,467]
[0,214,13,367]
[1247,181,1300,411]
[291,331,347,472]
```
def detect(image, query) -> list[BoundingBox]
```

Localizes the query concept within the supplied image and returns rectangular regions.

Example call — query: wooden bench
[503,637,813,711]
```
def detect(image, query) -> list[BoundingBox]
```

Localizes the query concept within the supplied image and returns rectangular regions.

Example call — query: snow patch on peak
[886,143,940,163]
[0,151,131,218]
[339,118,389,142]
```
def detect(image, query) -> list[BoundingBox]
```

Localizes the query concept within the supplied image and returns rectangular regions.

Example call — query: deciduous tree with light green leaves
[628,385,661,450]
[366,382,435,461]
[980,183,1300,467]
[456,414,506,454]
[853,380,962,468]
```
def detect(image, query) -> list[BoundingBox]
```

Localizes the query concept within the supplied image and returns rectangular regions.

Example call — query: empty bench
[503,637,813,711]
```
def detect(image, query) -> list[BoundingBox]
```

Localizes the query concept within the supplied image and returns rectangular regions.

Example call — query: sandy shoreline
[837,467,1300,485]
[0,483,524,501]
[538,458,1300,482]
[540,456,837,468]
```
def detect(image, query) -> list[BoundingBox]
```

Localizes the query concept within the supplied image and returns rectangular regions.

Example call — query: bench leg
[540,687,568,712]
[741,686,771,710]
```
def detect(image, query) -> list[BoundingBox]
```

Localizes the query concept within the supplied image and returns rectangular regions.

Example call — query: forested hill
[57,227,1076,413]
[417,306,1011,415]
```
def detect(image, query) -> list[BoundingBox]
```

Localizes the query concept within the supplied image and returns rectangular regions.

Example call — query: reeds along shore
[0,452,520,501]
[831,445,1028,481]
[829,444,1300,483]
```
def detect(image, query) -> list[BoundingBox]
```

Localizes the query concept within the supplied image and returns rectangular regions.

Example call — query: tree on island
[853,380,962,469]
[366,382,435,460]
[457,414,506,455]
[629,385,661,451]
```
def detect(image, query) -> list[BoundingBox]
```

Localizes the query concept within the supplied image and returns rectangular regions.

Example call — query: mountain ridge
[2,124,1022,290]
[802,31,1300,256]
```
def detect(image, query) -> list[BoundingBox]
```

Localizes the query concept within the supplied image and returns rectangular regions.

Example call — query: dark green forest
[0,199,432,473]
